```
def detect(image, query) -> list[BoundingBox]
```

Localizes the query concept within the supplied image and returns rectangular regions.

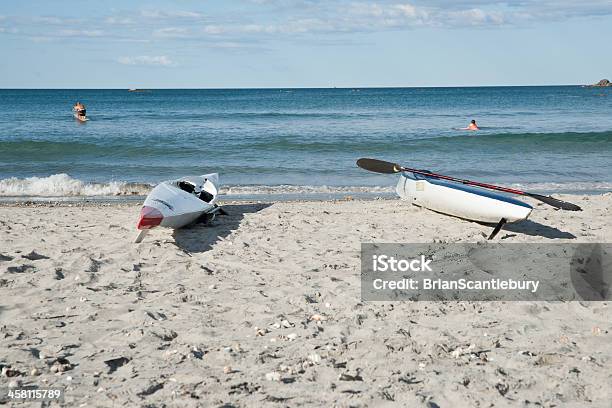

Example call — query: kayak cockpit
[175,177,218,203]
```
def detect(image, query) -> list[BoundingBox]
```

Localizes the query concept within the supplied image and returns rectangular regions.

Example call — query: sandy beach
[1,194,611,407]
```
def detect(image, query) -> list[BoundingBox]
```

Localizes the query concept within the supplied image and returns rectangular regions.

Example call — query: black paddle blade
[528,193,582,211]
[356,158,402,174]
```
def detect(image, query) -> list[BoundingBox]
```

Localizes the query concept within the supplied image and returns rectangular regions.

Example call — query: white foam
[0,174,128,196]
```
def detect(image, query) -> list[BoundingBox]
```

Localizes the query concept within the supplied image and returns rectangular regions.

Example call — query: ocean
[1,86,611,200]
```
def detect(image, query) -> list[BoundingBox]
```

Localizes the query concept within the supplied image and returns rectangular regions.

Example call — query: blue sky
[1,0,611,88]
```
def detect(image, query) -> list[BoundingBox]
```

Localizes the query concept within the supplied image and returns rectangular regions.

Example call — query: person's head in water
[466,119,479,130]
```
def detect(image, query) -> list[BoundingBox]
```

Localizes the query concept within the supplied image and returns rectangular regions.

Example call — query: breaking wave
[0,174,395,198]
[0,174,151,197]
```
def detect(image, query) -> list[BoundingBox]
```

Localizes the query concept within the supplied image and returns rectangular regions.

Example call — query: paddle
[356,158,582,211]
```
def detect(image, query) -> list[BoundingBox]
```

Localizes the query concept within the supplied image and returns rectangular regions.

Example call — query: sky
[1,0,611,88]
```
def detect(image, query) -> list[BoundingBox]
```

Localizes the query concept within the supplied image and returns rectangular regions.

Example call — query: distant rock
[592,79,611,87]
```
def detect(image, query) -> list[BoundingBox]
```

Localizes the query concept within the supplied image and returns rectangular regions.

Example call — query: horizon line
[0,84,596,90]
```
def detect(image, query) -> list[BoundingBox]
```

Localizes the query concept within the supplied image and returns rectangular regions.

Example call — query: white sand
[1,194,611,406]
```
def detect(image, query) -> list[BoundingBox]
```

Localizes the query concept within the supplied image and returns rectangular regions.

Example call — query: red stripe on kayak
[137,206,163,230]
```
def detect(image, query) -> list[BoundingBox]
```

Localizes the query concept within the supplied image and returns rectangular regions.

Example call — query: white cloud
[105,16,135,25]
[4,1,612,49]
[117,55,176,67]
[59,29,105,37]
[446,8,505,26]
[203,25,226,35]
[347,2,507,28]
[239,0,612,32]
[209,41,254,49]
[153,27,190,38]
[32,16,67,25]
[191,2,506,36]
[395,4,419,17]
[140,10,204,20]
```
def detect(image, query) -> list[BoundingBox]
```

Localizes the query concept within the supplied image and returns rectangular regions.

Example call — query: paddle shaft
[400,166,529,196]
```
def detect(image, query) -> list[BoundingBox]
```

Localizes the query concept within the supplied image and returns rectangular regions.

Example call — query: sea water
[1,86,611,199]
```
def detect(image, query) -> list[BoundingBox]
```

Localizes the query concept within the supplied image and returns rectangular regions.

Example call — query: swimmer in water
[464,119,479,131]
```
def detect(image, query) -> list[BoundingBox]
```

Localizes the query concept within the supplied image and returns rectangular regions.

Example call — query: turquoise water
[0,86,611,197]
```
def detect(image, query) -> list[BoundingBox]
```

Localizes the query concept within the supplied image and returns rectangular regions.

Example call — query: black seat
[178,181,195,193]
[199,190,214,202]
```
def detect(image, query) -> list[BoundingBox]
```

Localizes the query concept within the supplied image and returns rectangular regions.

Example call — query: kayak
[396,171,532,223]
[135,173,221,243]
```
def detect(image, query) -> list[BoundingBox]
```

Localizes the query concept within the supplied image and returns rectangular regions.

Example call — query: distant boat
[128,89,150,92]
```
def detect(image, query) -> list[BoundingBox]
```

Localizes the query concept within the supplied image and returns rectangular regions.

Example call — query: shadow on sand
[499,219,577,239]
[173,203,272,253]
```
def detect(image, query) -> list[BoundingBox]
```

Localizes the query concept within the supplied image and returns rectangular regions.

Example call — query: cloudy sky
[1,0,611,88]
